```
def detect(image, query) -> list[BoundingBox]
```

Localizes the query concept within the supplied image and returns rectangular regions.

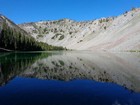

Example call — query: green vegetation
[129,50,140,52]
[59,35,64,40]
[124,11,128,16]
[131,7,136,11]
[33,30,38,33]
[79,40,83,42]
[77,40,83,43]
[0,22,65,51]
[37,34,44,38]
[99,18,110,23]
[51,33,60,39]
[43,28,49,34]
[51,33,64,40]
[69,32,73,35]
[59,60,65,66]
[104,26,107,30]
[44,28,48,32]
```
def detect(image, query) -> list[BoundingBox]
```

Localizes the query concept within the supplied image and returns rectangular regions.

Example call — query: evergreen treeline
[0,52,49,85]
[0,22,65,51]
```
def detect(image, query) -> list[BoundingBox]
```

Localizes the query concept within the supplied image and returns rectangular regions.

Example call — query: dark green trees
[0,22,65,51]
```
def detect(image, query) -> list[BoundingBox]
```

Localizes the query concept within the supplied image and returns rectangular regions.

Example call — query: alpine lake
[0,51,140,105]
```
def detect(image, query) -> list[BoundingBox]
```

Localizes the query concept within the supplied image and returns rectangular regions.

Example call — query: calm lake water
[0,51,140,105]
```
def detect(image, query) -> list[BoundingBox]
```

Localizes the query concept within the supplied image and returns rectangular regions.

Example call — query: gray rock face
[19,8,140,51]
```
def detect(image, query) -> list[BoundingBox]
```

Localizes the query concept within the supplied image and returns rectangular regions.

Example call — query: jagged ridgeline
[0,15,65,51]
[19,8,140,51]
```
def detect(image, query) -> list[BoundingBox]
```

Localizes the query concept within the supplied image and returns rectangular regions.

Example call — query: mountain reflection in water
[0,51,140,105]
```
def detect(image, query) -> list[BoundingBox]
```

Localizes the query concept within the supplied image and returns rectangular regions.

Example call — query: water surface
[0,51,140,105]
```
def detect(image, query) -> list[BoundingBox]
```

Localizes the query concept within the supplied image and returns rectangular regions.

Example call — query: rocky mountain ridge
[19,8,140,51]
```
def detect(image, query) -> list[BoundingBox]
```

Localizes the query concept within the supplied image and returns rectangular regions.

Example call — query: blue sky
[0,0,140,24]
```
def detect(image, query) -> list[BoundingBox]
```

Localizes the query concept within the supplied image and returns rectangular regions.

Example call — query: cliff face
[19,8,140,51]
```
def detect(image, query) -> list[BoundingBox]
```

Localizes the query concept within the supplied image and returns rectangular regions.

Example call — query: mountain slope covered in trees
[0,15,64,51]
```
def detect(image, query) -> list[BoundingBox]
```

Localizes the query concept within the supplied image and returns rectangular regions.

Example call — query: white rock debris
[19,8,140,51]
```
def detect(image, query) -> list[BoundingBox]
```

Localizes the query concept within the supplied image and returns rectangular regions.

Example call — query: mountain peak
[18,7,140,51]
